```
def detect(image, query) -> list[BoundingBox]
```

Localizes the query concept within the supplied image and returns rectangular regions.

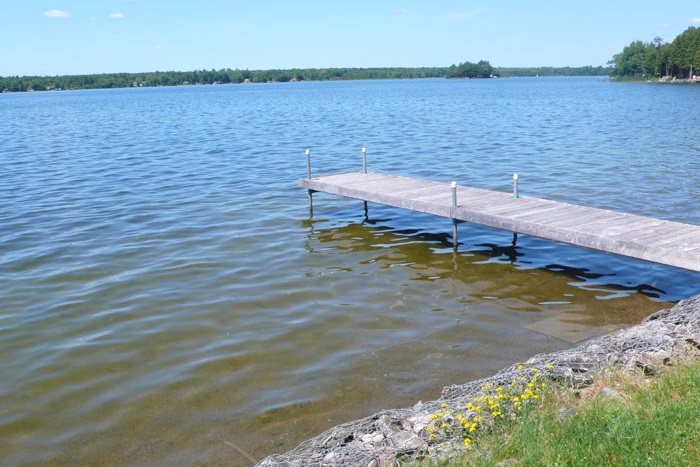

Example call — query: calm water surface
[2,77,700,465]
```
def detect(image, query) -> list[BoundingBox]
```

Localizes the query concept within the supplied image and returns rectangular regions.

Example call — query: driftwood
[257,295,700,467]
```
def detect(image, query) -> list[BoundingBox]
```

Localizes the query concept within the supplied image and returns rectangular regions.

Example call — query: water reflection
[238,216,683,463]
[305,218,675,303]
[544,264,667,299]
[474,235,521,263]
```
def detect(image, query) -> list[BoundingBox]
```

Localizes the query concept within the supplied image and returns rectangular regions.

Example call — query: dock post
[362,148,369,217]
[306,149,313,217]
[452,181,458,251]
[362,148,369,218]
[513,173,520,198]
[306,149,312,179]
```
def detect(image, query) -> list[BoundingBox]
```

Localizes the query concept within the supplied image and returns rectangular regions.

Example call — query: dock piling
[452,181,458,251]
[306,149,312,179]
[362,147,368,217]
[362,147,367,174]
[306,149,313,216]
[513,173,520,198]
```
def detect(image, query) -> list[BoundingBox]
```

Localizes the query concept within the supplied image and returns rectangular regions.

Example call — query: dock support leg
[363,201,368,220]
[306,149,313,217]
[308,189,314,218]
[451,181,458,252]
[453,219,459,252]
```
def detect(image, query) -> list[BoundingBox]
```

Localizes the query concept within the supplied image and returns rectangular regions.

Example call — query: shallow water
[2,77,700,465]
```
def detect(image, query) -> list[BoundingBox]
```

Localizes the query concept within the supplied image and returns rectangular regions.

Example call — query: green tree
[446,60,494,78]
[612,27,700,79]
[611,40,648,77]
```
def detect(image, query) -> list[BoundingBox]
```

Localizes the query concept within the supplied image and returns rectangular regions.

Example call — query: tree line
[496,65,611,77]
[610,26,700,79]
[0,67,448,92]
[1,63,613,93]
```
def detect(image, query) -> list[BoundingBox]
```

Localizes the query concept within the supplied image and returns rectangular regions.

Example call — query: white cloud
[44,10,71,18]
[692,17,700,24]
[440,8,487,21]
[110,12,125,19]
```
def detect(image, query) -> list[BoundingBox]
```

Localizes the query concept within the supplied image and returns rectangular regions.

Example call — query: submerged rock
[256,295,700,466]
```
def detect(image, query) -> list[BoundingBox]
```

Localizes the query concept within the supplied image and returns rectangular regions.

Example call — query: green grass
[417,359,700,467]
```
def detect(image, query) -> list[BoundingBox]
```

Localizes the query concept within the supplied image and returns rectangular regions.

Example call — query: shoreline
[257,294,700,466]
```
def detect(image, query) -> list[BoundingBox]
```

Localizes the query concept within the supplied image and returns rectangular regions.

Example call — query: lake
[2,77,700,466]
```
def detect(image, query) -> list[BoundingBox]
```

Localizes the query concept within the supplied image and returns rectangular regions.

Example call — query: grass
[415,358,700,466]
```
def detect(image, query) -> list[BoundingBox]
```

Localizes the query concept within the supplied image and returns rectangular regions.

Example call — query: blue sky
[3,1,700,76]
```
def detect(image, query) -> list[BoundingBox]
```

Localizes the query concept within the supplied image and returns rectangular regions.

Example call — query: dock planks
[299,171,700,273]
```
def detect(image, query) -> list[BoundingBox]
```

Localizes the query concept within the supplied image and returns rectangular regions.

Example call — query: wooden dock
[300,171,700,273]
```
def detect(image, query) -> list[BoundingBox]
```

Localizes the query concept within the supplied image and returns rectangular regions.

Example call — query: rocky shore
[257,295,700,466]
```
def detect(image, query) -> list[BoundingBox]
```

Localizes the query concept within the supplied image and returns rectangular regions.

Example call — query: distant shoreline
[1,65,611,93]
[609,75,700,84]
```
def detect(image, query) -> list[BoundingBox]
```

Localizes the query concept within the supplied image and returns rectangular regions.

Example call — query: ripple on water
[2,78,700,465]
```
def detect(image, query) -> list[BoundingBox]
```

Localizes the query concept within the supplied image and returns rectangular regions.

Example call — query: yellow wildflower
[464,438,471,447]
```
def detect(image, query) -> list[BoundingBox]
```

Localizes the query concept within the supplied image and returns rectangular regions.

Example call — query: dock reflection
[303,218,675,302]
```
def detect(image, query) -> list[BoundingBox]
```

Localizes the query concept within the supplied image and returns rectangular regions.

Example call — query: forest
[0,63,612,93]
[0,67,447,93]
[610,26,700,80]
